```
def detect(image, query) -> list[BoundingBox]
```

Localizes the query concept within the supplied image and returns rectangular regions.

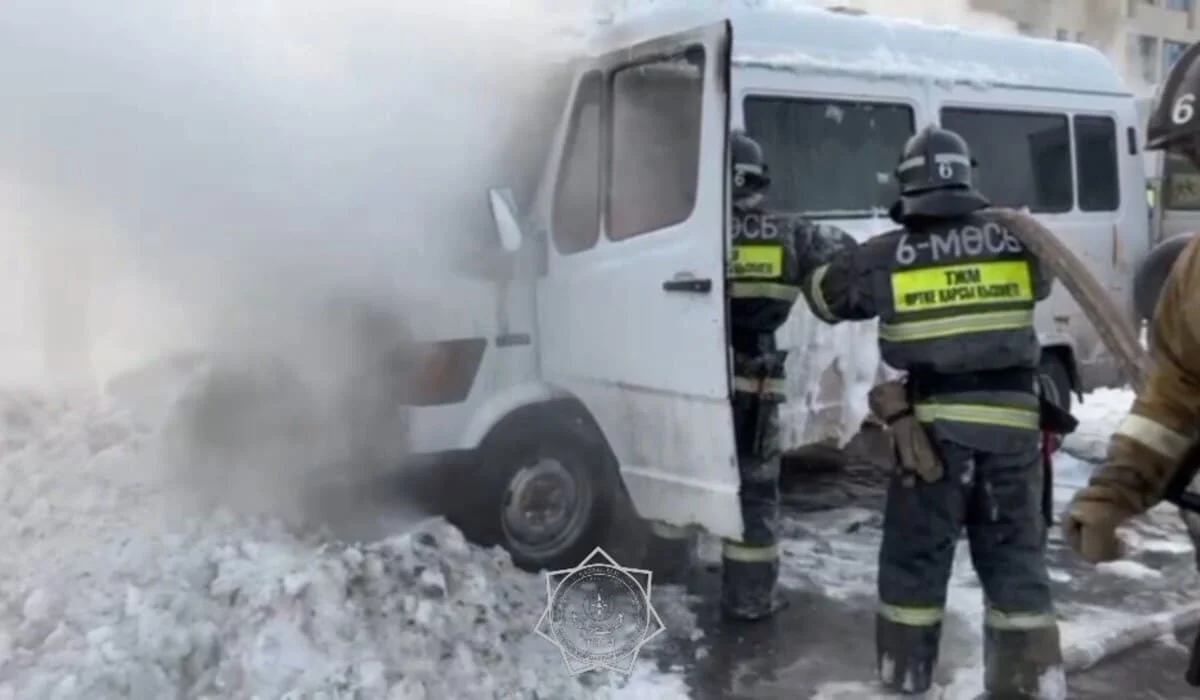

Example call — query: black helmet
[895,125,975,196]
[1133,234,1195,321]
[731,131,769,203]
[891,125,988,223]
[1147,42,1200,157]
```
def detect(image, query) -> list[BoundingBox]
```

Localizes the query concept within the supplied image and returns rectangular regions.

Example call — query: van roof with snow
[589,4,1128,96]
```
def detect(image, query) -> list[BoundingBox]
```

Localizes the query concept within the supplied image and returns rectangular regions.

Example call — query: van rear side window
[940,108,1073,213]
[743,96,914,218]
[1073,115,1120,212]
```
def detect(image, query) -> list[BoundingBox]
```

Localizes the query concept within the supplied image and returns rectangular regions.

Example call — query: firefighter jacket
[801,213,1054,443]
[728,206,853,334]
[727,204,808,339]
[1091,235,1200,516]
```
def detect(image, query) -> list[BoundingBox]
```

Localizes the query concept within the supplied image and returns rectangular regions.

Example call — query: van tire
[1037,353,1072,416]
[453,411,619,572]
[1037,352,1072,454]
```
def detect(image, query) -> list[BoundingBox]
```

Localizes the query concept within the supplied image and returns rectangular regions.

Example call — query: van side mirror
[488,188,523,252]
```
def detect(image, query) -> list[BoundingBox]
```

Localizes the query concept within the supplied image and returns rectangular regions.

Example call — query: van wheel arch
[449,397,626,572]
[1036,347,1076,455]
[1040,345,1080,405]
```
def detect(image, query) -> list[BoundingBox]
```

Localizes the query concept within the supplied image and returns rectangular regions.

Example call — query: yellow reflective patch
[913,402,1039,430]
[890,260,1033,311]
[728,245,782,279]
[878,309,1034,341]
[729,281,799,302]
[879,603,943,627]
[984,608,1057,630]
[721,540,779,562]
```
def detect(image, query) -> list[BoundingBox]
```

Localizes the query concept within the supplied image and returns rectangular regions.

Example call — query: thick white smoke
[0,0,590,526]
[0,0,582,385]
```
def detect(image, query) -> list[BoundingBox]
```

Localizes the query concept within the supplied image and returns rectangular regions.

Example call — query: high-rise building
[822,1,1200,97]
[818,0,1200,180]
[967,0,1199,96]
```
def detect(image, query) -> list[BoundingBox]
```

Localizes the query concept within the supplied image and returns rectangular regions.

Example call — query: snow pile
[1061,387,1133,462]
[0,385,686,699]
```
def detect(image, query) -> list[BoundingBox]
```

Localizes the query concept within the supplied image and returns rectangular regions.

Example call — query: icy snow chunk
[1061,388,1135,463]
[1095,560,1163,580]
[416,566,447,598]
[22,588,56,622]
[1135,537,1193,556]
[1048,569,1073,584]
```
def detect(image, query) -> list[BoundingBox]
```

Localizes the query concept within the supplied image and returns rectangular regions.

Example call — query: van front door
[536,21,741,538]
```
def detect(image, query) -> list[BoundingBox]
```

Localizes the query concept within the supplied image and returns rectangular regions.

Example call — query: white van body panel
[533,20,745,538]
[407,5,1148,537]
[713,5,1143,448]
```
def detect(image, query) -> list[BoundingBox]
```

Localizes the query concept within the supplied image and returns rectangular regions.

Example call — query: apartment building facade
[968,0,1200,96]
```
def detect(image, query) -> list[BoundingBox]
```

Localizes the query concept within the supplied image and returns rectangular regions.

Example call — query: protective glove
[1061,486,1133,563]
[868,380,943,483]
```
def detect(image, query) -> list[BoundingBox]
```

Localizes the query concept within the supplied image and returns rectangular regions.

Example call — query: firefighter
[796,125,1063,697]
[1062,43,1200,569]
[711,129,793,621]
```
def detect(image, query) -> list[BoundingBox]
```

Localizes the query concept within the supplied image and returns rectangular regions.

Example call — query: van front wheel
[1037,353,1073,454]
[1037,353,1072,416]
[455,413,619,572]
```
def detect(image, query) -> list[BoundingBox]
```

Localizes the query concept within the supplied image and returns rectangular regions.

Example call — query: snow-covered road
[1,377,1190,699]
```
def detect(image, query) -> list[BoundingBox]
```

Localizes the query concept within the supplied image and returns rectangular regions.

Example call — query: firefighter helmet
[1147,42,1200,153]
[891,125,988,222]
[895,125,975,196]
[731,131,769,203]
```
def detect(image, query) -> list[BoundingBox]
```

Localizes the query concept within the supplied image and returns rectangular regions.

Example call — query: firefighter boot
[876,613,942,694]
[982,624,1066,699]
[720,542,785,621]
[644,521,695,585]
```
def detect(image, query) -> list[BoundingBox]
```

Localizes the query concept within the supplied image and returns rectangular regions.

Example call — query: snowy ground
[639,386,1200,699]
[0,374,692,699]
[0,373,1191,699]
[1060,387,1134,463]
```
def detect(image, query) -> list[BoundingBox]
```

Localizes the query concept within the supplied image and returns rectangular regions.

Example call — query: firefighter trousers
[720,378,783,622]
[876,435,1064,698]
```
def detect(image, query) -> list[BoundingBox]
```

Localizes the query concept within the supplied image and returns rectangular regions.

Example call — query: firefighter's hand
[1061,489,1132,563]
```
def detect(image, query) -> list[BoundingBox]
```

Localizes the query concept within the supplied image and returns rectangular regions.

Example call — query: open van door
[535,21,742,538]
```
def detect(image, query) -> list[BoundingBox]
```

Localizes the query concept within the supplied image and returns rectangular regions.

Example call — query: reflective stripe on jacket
[800,212,1053,434]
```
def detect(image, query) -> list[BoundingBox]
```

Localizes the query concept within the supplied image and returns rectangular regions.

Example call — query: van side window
[1073,115,1120,212]
[743,97,914,217]
[551,71,603,255]
[607,50,705,240]
[1164,152,1200,210]
[940,108,1073,213]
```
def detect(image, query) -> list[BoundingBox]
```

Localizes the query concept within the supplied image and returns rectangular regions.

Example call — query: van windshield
[743,95,915,218]
[1163,151,1200,210]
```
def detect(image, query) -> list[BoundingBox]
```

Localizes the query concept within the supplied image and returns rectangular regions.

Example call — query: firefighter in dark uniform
[796,126,1064,698]
[720,131,854,620]
[718,130,792,621]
